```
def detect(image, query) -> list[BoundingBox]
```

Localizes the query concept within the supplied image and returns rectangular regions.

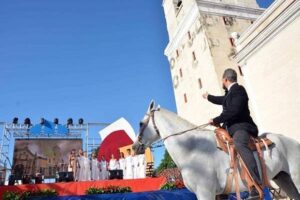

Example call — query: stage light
[67,118,73,127]
[78,118,84,125]
[12,117,18,125]
[40,118,45,125]
[54,118,59,125]
[24,118,31,126]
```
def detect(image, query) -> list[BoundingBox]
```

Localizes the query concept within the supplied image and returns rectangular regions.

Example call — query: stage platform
[0,177,166,198]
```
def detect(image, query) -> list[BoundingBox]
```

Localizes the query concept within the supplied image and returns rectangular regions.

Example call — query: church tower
[162,0,264,125]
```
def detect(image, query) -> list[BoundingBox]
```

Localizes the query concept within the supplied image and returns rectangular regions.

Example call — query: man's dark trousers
[233,130,262,185]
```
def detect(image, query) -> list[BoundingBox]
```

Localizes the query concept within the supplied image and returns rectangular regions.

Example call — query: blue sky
[0,0,273,168]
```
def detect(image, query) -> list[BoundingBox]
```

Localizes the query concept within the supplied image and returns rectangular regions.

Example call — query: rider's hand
[209,119,220,127]
[202,92,208,99]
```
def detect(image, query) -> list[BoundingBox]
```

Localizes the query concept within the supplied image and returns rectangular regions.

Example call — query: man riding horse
[203,68,261,199]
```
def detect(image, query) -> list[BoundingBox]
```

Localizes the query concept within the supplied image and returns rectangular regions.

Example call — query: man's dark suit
[208,83,258,136]
[208,83,261,185]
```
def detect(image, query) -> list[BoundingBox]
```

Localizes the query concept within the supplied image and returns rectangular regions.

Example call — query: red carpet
[0,177,166,197]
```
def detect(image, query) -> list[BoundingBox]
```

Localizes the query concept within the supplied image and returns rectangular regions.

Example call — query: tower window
[188,31,191,40]
[184,93,188,103]
[174,0,183,16]
[223,16,233,26]
[198,78,203,89]
[177,0,182,7]
[179,68,183,78]
[229,38,235,47]
[176,50,179,58]
[238,66,244,76]
[192,51,197,61]
[223,17,228,25]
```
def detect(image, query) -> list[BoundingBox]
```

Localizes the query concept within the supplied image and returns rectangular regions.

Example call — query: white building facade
[163,0,264,125]
[235,0,300,141]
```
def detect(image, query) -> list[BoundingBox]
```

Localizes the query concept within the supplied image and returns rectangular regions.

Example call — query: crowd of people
[68,148,146,181]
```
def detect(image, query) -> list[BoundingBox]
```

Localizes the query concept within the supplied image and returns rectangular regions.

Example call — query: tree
[156,149,177,173]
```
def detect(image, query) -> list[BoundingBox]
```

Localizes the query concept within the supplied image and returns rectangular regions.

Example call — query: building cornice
[237,0,289,44]
[197,0,264,20]
[164,1,264,57]
[235,0,300,63]
[164,3,199,57]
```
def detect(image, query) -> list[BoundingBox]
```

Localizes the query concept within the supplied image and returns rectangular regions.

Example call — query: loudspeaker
[65,172,74,182]
[109,170,123,179]
[35,175,43,184]
[22,175,31,184]
[8,175,15,186]
[57,172,74,182]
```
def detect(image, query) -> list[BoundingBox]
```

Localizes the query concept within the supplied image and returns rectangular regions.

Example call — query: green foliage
[3,189,58,200]
[160,182,177,190]
[86,186,132,195]
[3,191,21,200]
[160,180,185,190]
[27,189,58,198]
[156,150,177,173]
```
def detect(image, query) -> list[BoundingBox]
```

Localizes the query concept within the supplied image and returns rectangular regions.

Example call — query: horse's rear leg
[272,171,300,200]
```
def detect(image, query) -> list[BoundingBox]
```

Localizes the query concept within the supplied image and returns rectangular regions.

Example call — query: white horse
[132,101,300,200]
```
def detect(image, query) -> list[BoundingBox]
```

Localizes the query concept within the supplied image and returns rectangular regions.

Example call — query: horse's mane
[158,108,218,159]
[159,108,197,129]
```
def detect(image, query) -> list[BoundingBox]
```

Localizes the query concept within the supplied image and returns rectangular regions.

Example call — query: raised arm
[213,90,246,124]
[207,95,225,105]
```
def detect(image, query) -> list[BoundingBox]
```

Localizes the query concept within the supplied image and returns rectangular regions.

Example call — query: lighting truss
[0,121,109,183]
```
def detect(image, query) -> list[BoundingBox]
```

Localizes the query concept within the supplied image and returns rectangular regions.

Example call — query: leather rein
[137,109,211,146]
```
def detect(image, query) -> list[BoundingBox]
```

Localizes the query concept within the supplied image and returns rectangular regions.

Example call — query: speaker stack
[56,172,74,182]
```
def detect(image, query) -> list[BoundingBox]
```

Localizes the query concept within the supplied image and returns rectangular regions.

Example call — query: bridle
[138,109,160,146]
[137,109,211,146]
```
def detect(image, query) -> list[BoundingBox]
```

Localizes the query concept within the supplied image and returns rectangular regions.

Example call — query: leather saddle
[214,128,274,200]
[215,128,273,153]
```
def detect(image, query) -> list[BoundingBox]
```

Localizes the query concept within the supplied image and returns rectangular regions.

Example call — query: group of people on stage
[119,149,146,179]
[68,148,146,181]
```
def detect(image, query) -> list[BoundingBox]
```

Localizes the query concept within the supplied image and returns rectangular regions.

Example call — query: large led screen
[12,139,82,179]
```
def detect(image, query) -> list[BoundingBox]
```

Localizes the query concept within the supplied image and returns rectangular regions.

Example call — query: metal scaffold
[0,120,109,184]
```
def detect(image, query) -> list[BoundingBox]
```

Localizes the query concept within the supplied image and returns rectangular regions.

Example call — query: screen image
[12,139,82,179]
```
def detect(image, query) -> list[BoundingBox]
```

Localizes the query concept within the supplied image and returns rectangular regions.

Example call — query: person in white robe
[76,149,84,181]
[108,154,118,179]
[81,152,91,181]
[109,154,118,170]
[118,152,125,179]
[132,152,139,179]
[137,153,146,178]
[124,149,134,179]
[68,149,77,180]
[91,153,100,180]
[100,155,108,180]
